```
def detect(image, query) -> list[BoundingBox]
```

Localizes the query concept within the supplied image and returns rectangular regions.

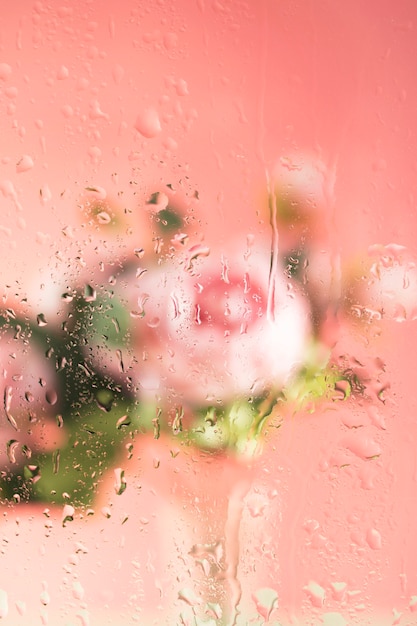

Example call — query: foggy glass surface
[1,1,417,624]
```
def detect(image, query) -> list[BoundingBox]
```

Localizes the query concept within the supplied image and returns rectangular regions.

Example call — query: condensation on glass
[1,1,417,625]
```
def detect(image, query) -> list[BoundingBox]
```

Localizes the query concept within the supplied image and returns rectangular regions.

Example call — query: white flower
[348,244,417,322]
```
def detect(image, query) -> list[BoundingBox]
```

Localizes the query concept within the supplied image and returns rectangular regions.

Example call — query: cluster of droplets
[1,162,412,515]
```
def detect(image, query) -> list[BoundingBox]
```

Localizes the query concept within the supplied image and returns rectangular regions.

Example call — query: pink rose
[128,238,311,406]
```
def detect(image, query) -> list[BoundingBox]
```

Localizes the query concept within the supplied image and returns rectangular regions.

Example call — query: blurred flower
[259,154,341,345]
[68,237,311,410]
[346,244,417,323]
[267,153,332,255]
[0,310,64,478]
[128,238,311,407]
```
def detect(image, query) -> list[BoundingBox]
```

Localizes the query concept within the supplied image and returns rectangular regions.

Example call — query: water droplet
[88,145,102,165]
[78,361,94,378]
[303,580,326,607]
[342,431,382,460]
[24,464,41,483]
[62,504,74,526]
[84,284,96,302]
[16,154,34,173]
[134,108,162,138]
[0,589,8,619]
[178,587,201,606]
[4,85,18,99]
[76,608,90,626]
[116,349,124,373]
[366,527,382,550]
[0,225,12,237]
[61,225,74,238]
[163,32,178,50]
[39,582,50,606]
[194,303,201,324]
[4,386,17,430]
[367,405,387,430]
[330,581,347,602]
[135,268,147,281]
[184,244,210,272]
[322,613,347,626]
[116,415,131,429]
[247,494,267,518]
[52,449,60,474]
[175,78,189,96]
[45,389,58,405]
[101,506,111,518]
[114,467,127,495]
[334,379,351,400]
[172,232,189,247]
[15,600,26,616]
[85,185,107,200]
[0,63,12,81]
[39,184,52,204]
[36,231,50,245]
[112,64,124,84]
[163,136,178,152]
[358,464,377,490]
[22,444,31,459]
[71,581,85,601]
[56,64,69,80]
[96,211,111,225]
[61,103,74,118]
[6,440,19,464]
[56,356,68,372]
[89,98,109,120]
[36,313,48,327]
[0,179,22,210]
[252,587,278,621]
[147,316,160,328]
[172,406,183,435]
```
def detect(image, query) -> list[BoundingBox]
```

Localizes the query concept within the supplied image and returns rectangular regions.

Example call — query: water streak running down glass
[1,1,417,625]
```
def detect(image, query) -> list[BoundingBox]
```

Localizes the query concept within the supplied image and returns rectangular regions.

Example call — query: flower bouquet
[0,157,408,624]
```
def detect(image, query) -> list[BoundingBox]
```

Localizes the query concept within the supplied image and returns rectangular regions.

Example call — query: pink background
[1,1,417,624]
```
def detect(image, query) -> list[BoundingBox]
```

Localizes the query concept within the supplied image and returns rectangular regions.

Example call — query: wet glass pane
[1,1,417,624]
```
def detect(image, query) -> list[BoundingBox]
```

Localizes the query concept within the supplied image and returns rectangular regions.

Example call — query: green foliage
[32,397,135,506]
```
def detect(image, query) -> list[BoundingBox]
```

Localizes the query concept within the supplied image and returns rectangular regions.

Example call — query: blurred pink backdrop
[1,1,417,624]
